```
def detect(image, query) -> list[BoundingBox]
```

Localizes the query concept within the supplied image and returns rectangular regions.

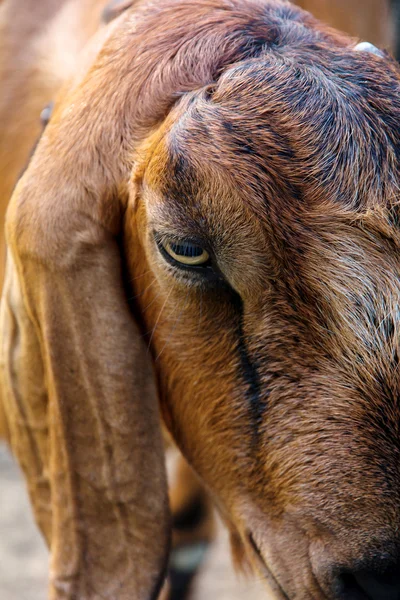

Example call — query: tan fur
[2,1,400,599]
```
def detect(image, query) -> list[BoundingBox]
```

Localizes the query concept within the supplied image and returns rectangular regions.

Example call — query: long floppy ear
[0,9,174,600]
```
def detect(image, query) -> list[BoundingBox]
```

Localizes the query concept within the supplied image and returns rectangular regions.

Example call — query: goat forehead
[156,100,400,376]
[167,51,400,214]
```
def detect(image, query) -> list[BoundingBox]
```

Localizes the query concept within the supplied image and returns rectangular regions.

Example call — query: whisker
[155,290,191,362]
[154,310,184,362]
[141,290,163,313]
[147,288,174,351]
[142,315,172,338]
[128,269,153,283]
[128,278,156,301]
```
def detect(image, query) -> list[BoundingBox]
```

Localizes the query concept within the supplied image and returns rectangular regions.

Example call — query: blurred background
[1,1,399,599]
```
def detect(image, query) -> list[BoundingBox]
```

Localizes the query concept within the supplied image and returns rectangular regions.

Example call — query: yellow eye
[162,240,210,266]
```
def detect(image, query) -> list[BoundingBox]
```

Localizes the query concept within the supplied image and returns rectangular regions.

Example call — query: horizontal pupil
[170,243,204,258]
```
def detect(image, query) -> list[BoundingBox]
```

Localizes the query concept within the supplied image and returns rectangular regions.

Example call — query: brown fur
[2,1,400,599]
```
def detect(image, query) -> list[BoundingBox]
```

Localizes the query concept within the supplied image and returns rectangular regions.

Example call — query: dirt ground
[0,443,268,600]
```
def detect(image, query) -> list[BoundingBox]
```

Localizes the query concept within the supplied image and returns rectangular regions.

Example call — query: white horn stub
[354,42,385,57]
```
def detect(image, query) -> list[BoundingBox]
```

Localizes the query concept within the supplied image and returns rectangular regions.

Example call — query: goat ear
[0,13,170,600]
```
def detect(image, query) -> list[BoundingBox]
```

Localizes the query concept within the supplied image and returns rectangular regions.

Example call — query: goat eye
[161,240,210,266]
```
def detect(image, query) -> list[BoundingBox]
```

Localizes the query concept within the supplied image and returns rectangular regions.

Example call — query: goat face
[4,0,400,597]
[126,33,400,600]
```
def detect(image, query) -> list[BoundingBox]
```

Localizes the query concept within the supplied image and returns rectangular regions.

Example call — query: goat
[2,1,400,599]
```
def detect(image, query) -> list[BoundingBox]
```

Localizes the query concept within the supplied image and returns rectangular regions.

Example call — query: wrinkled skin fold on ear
[0,7,174,599]
[1,180,170,597]
[1,215,170,599]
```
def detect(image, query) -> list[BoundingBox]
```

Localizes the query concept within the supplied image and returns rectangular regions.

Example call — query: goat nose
[341,564,400,600]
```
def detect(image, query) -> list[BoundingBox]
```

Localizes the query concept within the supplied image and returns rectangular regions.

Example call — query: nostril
[353,568,400,600]
[339,573,370,599]
[340,565,400,600]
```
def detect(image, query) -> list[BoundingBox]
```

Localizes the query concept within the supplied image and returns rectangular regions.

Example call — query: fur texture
[2,1,400,599]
